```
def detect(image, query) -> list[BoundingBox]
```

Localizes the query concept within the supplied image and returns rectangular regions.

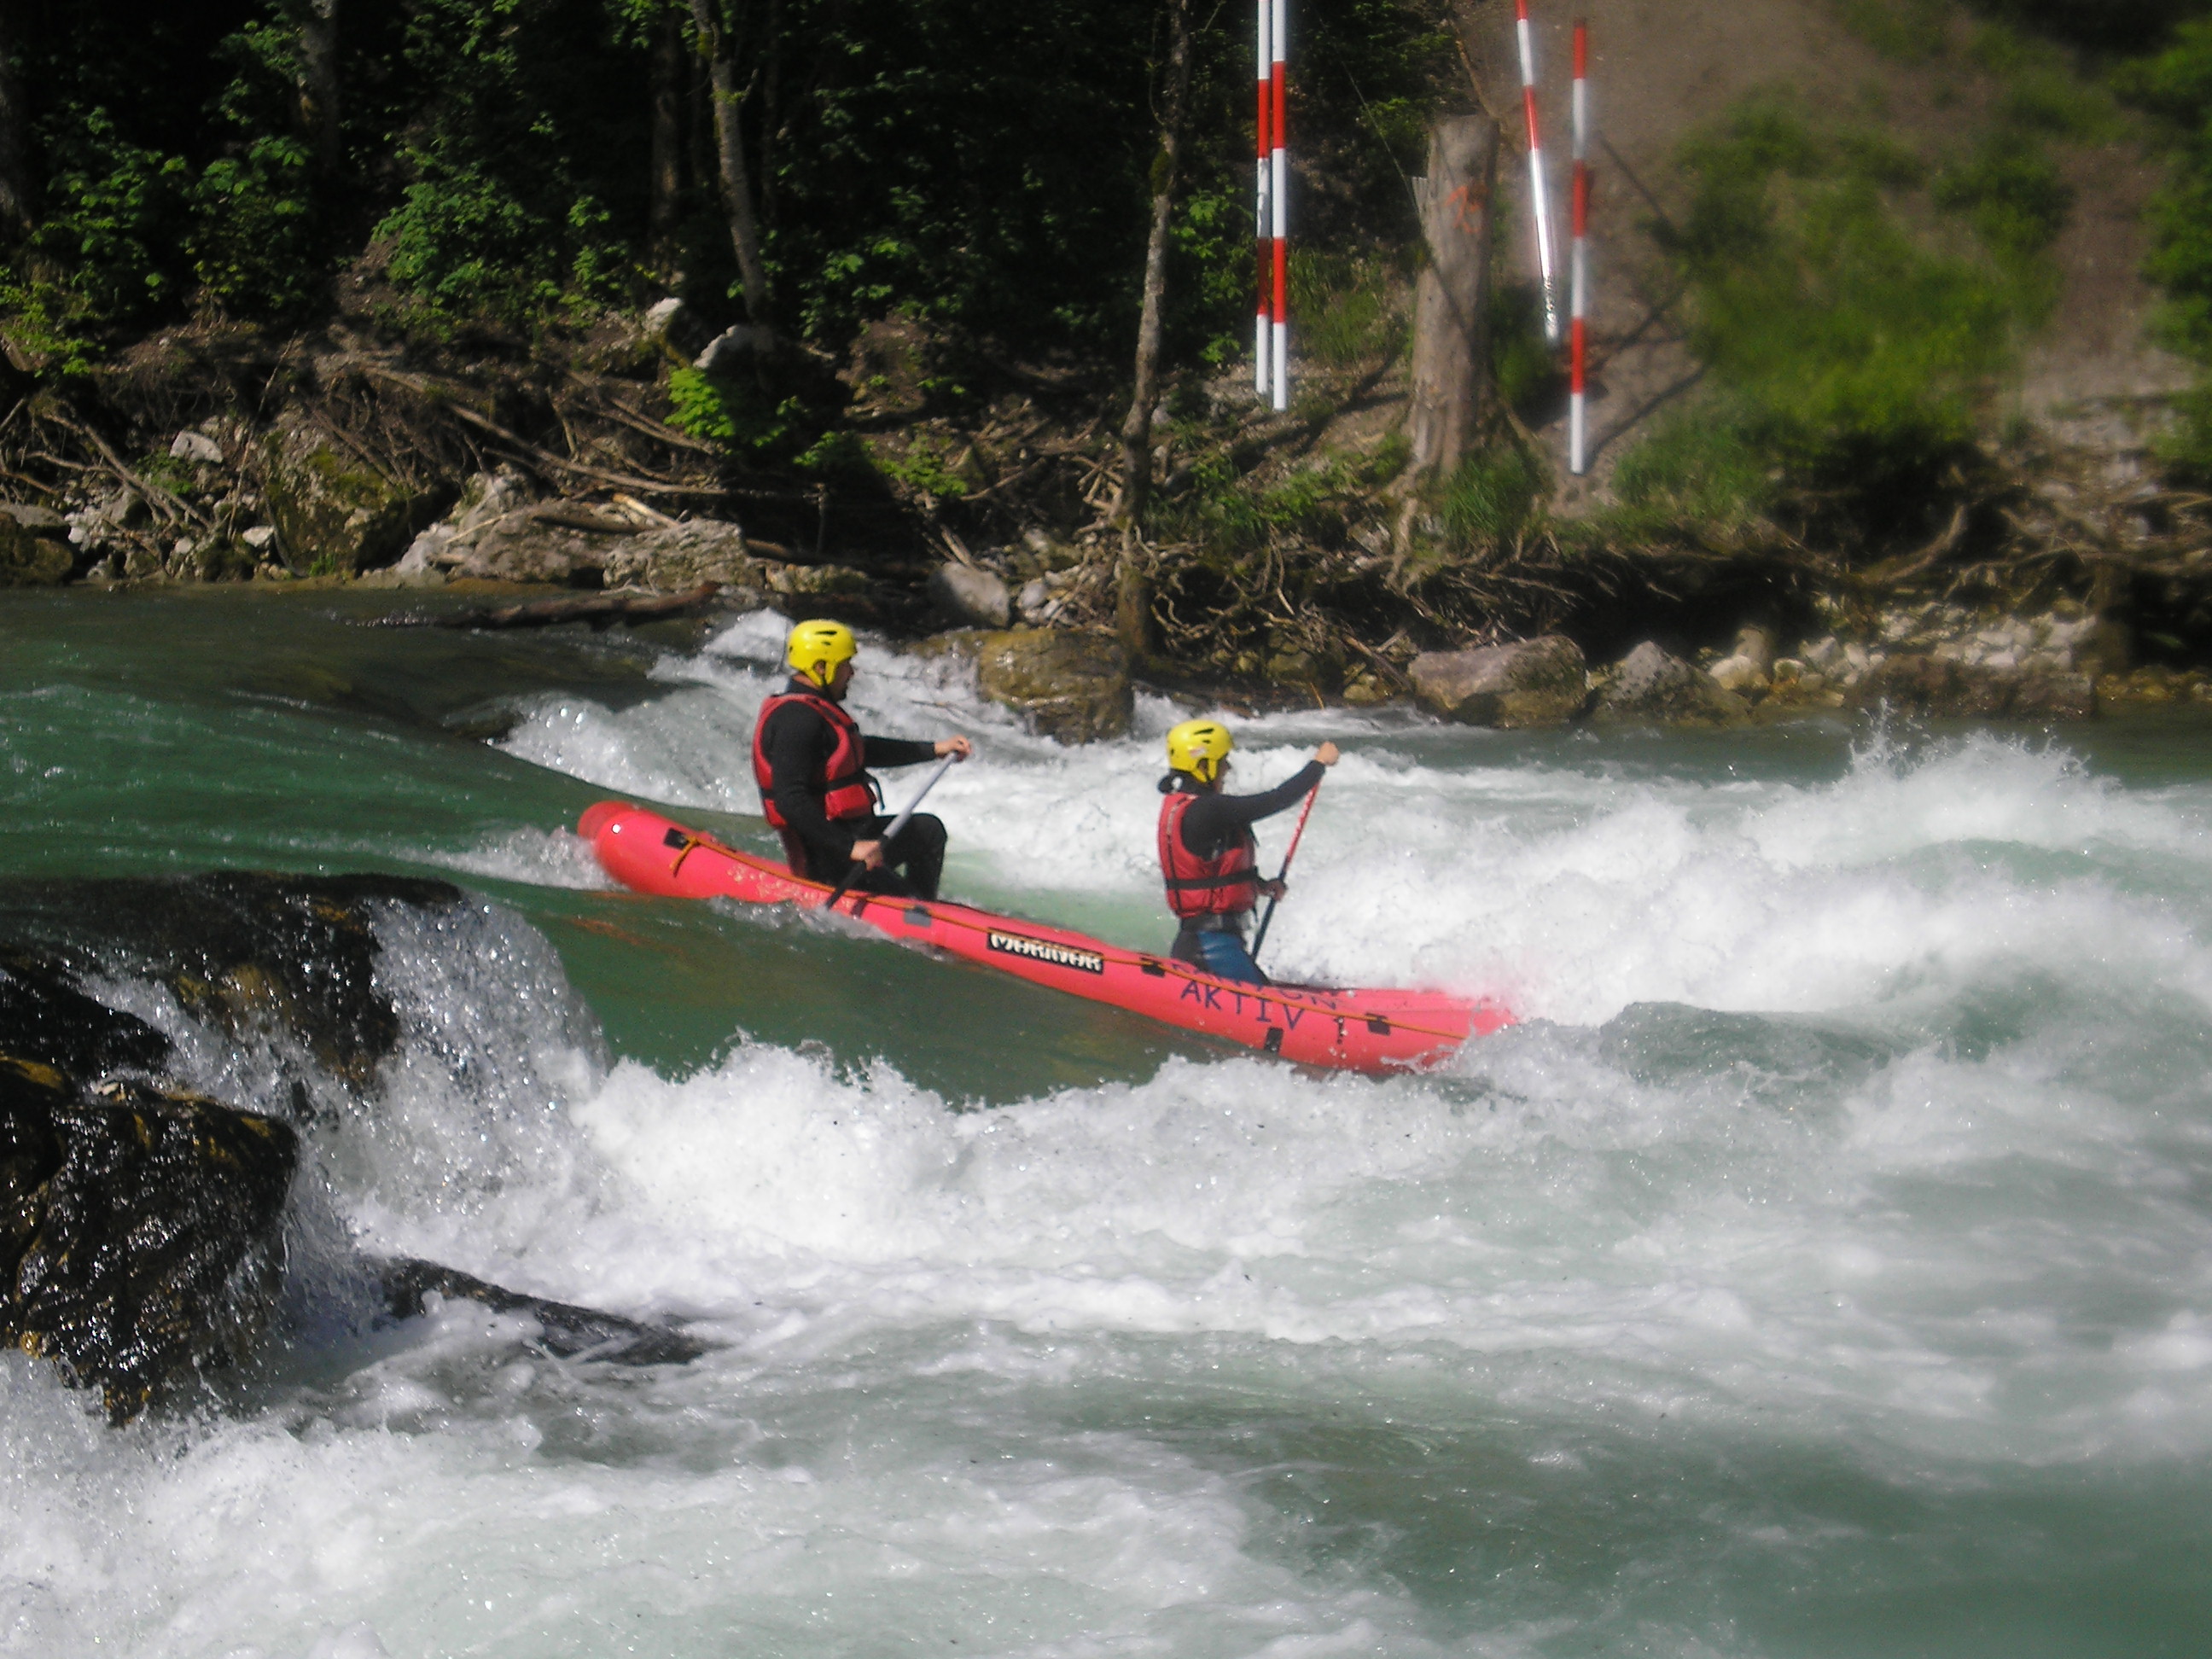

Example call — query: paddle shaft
[1249,775,1321,960]
[824,753,958,911]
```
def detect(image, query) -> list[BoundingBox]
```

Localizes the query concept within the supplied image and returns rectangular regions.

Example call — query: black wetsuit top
[1160,760,1327,864]
[757,679,939,865]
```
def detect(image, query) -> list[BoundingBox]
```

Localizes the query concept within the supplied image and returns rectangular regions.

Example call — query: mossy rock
[263,421,445,575]
[975,627,1132,742]
[0,516,73,586]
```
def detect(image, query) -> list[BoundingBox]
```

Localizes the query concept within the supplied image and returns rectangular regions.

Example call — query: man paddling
[1157,719,1338,985]
[753,619,972,899]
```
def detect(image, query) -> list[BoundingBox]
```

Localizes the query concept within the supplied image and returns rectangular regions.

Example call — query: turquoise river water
[2,586,2209,1658]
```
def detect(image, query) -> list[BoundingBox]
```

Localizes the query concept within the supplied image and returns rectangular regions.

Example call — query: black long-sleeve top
[1160,760,1325,860]
[758,679,940,860]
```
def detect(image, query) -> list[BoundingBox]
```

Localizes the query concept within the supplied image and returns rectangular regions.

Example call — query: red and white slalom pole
[1270,0,1289,411]
[1569,17,1590,474]
[1254,0,1272,399]
[1516,0,1559,344]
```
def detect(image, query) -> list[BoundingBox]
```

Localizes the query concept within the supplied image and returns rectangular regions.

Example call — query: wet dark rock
[0,873,465,1086]
[376,1260,707,1367]
[1855,655,2097,720]
[0,949,173,1079]
[974,627,1133,742]
[1592,642,1750,726]
[0,884,701,1424]
[1409,636,1588,728]
[0,513,73,587]
[0,1057,296,1422]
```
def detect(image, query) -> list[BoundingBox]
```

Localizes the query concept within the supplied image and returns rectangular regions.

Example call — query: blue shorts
[1172,923,1266,987]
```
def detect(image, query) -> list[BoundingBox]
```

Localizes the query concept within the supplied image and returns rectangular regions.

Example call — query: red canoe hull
[579,801,1513,1072]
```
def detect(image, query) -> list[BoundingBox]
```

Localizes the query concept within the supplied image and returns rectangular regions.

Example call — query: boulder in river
[928,562,1011,629]
[0,509,73,586]
[1,1056,297,1422]
[1856,654,2096,720]
[1409,636,1588,728]
[263,417,446,575]
[0,872,464,1088]
[1592,642,1750,726]
[975,628,1133,742]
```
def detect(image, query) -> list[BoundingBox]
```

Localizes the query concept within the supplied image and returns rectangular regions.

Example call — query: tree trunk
[1406,114,1500,485]
[1110,0,1195,533]
[687,0,771,326]
[0,0,35,242]
[297,0,341,170]
[649,3,684,261]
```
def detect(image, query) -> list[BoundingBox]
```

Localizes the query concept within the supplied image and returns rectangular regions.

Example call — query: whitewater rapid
[6,603,2212,1656]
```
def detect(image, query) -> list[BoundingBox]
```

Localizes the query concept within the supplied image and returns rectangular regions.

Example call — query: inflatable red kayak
[579,801,1513,1072]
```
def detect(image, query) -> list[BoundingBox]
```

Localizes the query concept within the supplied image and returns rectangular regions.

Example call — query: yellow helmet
[785,619,858,689]
[1166,718,1232,783]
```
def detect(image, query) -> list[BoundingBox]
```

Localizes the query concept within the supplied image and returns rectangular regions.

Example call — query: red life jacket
[1158,788,1260,919]
[751,690,876,870]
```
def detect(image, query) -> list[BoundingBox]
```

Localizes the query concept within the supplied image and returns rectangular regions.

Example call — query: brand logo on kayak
[987,930,1104,975]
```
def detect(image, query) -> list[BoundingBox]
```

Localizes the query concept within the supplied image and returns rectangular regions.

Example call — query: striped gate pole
[1270,0,1289,411]
[1255,0,1272,398]
[1569,17,1590,474]
[1516,0,1559,344]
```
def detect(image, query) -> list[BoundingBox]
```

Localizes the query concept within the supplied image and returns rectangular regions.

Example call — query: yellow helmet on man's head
[786,619,858,689]
[1166,719,1232,784]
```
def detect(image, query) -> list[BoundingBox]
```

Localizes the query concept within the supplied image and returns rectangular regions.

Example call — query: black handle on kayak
[823,752,959,912]
[1249,776,1322,963]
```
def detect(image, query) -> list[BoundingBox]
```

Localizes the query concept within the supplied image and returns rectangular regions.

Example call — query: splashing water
[3,591,2210,1656]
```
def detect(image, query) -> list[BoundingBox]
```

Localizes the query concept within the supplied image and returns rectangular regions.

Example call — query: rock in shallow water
[375,1260,706,1366]
[1593,642,1749,727]
[1,1056,296,1422]
[1855,654,2096,720]
[0,880,707,1421]
[0,514,73,587]
[1409,636,1588,727]
[975,628,1133,742]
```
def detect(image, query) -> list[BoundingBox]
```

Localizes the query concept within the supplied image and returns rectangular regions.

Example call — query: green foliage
[1970,0,2205,54]
[2122,19,2212,363]
[666,366,831,464]
[1837,0,1953,63]
[31,112,195,328]
[1436,446,1546,548]
[1665,96,2027,498]
[1932,140,2075,260]
[1490,282,1563,423]
[188,137,323,317]
[1611,406,1774,527]
[1154,439,1404,556]
[870,431,973,502]
[370,0,642,333]
[1288,252,1406,366]
[1968,22,2122,137]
